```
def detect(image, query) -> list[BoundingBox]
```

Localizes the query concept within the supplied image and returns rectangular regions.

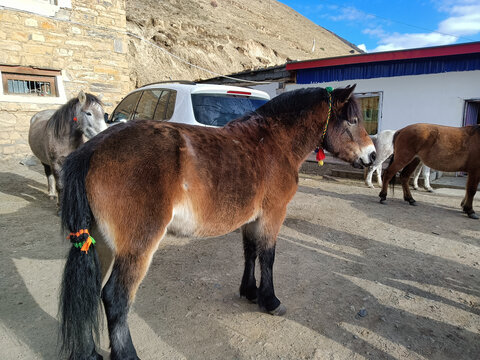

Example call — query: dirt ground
[0,159,479,360]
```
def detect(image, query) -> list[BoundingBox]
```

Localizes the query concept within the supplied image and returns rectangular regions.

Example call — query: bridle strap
[321,89,333,144]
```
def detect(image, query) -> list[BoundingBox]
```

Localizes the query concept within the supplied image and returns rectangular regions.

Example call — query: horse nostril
[370,151,376,163]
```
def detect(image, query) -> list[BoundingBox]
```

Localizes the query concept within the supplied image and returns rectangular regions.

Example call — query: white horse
[365,129,432,191]
[29,91,106,204]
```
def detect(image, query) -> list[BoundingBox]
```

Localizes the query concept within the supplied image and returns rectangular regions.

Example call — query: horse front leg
[461,173,479,219]
[241,218,286,316]
[257,243,286,315]
[52,156,66,208]
[365,165,375,188]
[42,163,56,200]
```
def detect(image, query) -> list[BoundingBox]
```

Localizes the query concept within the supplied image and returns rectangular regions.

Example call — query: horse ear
[96,93,104,101]
[334,84,357,104]
[78,90,86,105]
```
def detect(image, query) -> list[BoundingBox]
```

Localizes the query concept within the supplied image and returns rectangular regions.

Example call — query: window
[0,0,71,17]
[464,100,480,126]
[191,94,268,126]
[110,91,142,122]
[1,65,60,97]
[153,90,176,121]
[133,90,163,120]
[356,93,381,135]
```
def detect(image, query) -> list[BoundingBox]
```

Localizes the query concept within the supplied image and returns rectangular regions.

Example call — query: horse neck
[275,109,327,165]
[225,109,327,167]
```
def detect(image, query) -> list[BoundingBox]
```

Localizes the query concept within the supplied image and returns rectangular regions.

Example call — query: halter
[315,87,333,166]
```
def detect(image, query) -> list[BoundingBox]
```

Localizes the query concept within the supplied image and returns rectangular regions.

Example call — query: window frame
[0,65,66,104]
[355,91,383,135]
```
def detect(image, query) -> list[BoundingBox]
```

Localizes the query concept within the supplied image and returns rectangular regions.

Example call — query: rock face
[126,0,361,86]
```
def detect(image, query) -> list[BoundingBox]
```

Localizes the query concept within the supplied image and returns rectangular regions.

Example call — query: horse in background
[58,85,376,359]
[379,123,480,219]
[28,91,106,205]
[412,162,433,192]
[365,129,431,190]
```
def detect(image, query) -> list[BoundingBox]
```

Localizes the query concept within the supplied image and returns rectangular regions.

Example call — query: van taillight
[227,90,251,96]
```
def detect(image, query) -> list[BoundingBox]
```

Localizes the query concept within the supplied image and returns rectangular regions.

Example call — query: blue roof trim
[296,54,480,84]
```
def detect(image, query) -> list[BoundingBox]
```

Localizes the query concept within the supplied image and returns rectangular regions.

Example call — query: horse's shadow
[297,184,479,248]
[0,169,75,359]
[133,220,479,359]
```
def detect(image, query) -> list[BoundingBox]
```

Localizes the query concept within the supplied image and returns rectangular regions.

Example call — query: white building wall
[285,70,480,132]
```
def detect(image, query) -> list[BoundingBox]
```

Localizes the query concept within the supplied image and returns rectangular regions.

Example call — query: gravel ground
[0,159,478,360]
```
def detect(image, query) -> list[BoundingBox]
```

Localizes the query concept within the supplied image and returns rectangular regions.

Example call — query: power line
[319,0,477,43]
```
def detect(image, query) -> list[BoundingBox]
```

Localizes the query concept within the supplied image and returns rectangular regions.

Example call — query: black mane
[256,87,329,122]
[254,87,361,126]
[47,93,102,138]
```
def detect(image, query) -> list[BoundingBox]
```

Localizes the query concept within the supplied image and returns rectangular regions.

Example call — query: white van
[108,81,270,127]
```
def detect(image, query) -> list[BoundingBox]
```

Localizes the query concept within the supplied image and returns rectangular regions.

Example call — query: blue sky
[278,0,480,52]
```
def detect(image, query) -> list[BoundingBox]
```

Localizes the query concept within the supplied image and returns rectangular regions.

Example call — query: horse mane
[47,93,102,138]
[255,88,328,124]
[254,87,361,126]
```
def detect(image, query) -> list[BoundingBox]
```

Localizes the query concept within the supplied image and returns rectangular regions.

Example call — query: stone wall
[0,0,130,158]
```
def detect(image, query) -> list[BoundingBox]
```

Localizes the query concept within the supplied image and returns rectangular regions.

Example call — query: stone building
[0,0,130,157]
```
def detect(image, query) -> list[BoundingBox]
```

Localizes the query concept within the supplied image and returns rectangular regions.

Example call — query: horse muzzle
[353,147,376,168]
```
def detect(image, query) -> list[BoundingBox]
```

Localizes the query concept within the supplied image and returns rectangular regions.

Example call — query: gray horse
[28,91,106,204]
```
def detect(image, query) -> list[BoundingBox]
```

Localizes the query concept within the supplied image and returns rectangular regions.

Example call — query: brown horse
[379,123,480,219]
[59,85,376,360]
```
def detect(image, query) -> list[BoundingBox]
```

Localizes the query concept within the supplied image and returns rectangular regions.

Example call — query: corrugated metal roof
[286,42,480,71]
[295,53,480,83]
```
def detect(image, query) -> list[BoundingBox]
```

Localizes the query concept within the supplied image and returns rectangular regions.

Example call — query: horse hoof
[379,198,386,204]
[468,212,479,219]
[268,303,286,316]
[408,200,417,206]
[427,188,434,193]
[49,195,56,201]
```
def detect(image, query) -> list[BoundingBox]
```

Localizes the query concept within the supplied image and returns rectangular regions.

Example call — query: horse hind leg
[461,173,479,219]
[42,163,56,200]
[422,166,434,192]
[102,229,167,360]
[400,158,421,206]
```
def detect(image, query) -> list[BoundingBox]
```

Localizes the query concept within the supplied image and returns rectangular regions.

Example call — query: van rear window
[191,94,268,126]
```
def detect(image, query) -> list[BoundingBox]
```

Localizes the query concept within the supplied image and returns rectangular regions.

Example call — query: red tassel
[316,148,326,166]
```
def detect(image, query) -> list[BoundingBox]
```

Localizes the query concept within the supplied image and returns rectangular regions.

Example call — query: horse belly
[167,201,198,237]
[167,197,258,238]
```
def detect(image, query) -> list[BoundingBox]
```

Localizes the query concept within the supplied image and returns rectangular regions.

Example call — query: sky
[278,0,480,52]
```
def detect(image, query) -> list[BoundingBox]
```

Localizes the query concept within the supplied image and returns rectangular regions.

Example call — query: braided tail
[58,141,102,359]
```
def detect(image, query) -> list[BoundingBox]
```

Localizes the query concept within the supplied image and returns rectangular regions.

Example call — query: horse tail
[389,130,400,194]
[389,154,396,195]
[59,142,102,358]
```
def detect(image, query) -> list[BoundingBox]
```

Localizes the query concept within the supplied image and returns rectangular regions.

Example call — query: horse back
[85,121,289,240]
[394,123,479,172]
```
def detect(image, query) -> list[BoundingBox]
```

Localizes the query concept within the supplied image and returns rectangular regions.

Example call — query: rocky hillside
[126,0,361,87]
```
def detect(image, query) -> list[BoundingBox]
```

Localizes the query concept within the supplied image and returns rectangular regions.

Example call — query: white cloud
[438,6,480,36]
[367,1,480,51]
[372,32,458,52]
[357,44,367,52]
[329,6,375,22]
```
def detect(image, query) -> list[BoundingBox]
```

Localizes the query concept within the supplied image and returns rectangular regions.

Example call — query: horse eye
[84,112,92,116]
[348,117,358,125]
